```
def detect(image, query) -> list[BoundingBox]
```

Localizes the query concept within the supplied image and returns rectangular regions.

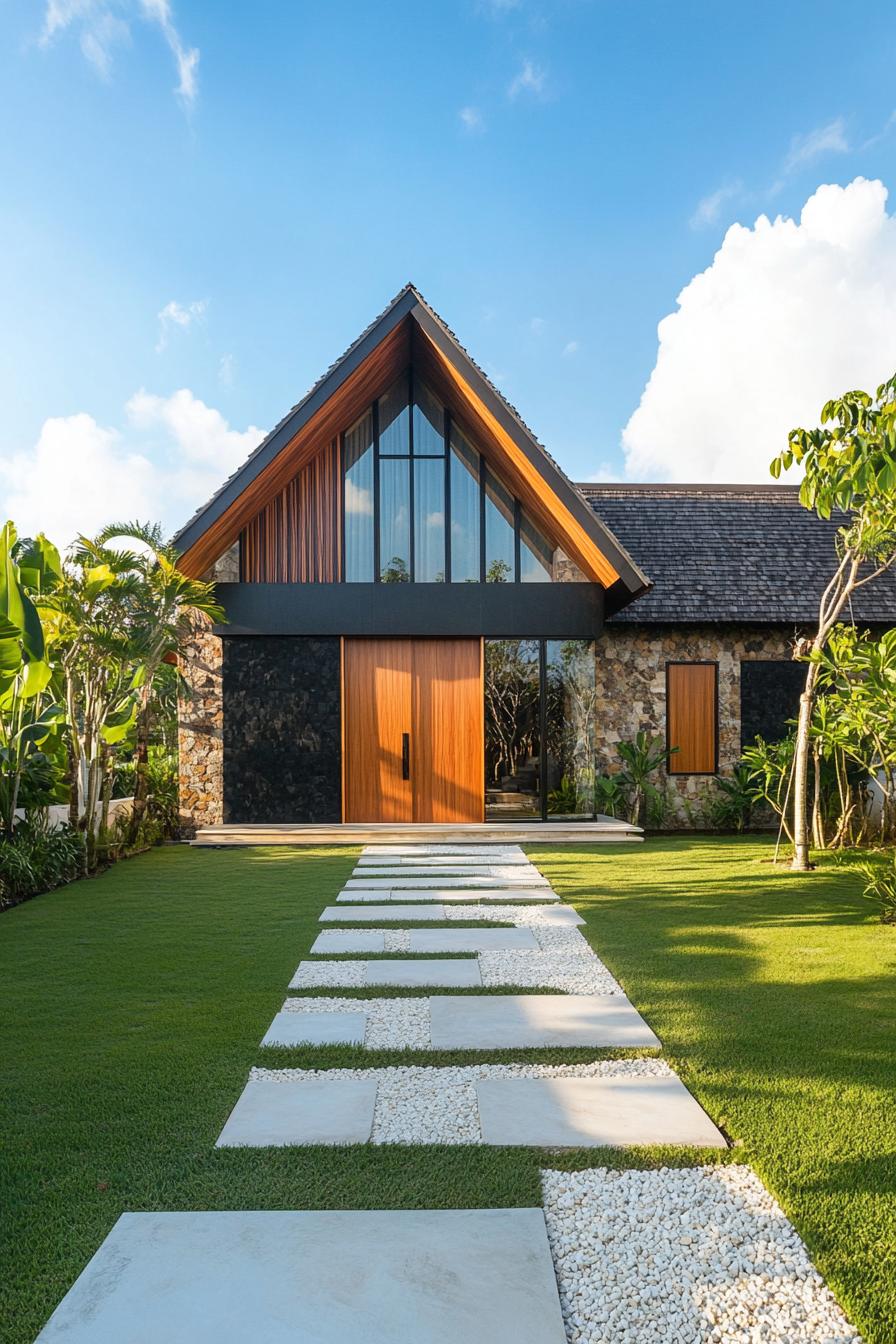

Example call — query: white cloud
[529,316,545,335]
[41,0,198,103]
[508,58,546,100]
[562,340,579,357]
[217,353,235,386]
[343,479,373,516]
[459,105,484,133]
[1,390,264,545]
[621,178,896,483]
[690,180,743,230]
[156,297,207,351]
[784,117,849,172]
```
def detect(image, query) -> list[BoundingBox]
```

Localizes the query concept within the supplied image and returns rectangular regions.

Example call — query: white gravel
[278,996,431,1048]
[383,930,411,952]
[250,1058,671,1145]
[479,950,622,995]
[291,962,368,988]
[540,1165,861,1344]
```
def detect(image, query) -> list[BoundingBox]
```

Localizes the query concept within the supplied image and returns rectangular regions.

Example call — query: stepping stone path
[38,841,859,1342]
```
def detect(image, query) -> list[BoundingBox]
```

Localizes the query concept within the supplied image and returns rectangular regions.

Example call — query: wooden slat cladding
[241,441,341,582]
[178,318,410,577]
[666,663,718,774]
[412,324,620,588]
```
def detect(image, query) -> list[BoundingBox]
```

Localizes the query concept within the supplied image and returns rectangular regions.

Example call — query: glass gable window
[343,410,375,581]
[450,426,480,582]
[341,371,558,583]
[484,468,515,583]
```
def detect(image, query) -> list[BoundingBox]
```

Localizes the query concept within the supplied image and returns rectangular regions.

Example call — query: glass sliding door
[484,638,597,821]
[484,640,541,819]
[545,639,598,819]
[343,411,375,581]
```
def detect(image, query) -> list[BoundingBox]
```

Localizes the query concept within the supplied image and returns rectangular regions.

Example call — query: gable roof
[172,284,649,608]
[582,484,896,625]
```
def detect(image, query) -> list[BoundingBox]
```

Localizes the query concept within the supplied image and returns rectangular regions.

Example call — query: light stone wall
[595,623,797,827]
[177,616,224,835]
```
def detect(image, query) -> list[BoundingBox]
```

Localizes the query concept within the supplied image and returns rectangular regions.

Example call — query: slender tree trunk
[128,691,153,846]
[811,743,824,850]
[100,742,113,837]
[791,660,821,871]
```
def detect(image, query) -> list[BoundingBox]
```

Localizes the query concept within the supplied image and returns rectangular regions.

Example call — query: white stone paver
[261,1010,367,1047]
[310,930,387,954]
[477,1075,725,1148]
[320,903,449,922]
[250,1059,673,1145]
[445,903,586,927]
[541,1166,861,1343]
[350,865,544,879]
[337,887,559,902]
[290,959,482,988]
[216,1076,377,1147]
[356,852,531,865]
[407,928,540,952]
[429,993,659,1049]
[361,844,525,857]
[478,950,622,995]
[276,996,431,1049]
[344,873,550,888]
[34,1209,567,1343]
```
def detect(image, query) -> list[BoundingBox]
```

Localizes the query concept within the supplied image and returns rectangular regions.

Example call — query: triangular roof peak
[173,287,649,606]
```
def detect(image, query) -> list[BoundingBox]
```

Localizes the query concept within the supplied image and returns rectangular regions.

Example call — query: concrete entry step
[429,994,660,1050]
[191,820,642,846]
[35,1209,567,1343]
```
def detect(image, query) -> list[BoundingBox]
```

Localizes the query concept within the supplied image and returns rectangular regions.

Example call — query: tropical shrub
[617,731,673,828]
[849,850,896,924]
[0,817,85,909]
[709,765,754,832]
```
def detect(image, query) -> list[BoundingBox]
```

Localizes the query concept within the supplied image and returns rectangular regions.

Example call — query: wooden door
[411,640,484,823]
[343,639,484,823]
[343,639,413,822]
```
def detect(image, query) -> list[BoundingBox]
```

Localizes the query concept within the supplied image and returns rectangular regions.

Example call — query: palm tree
[94,522,224,844]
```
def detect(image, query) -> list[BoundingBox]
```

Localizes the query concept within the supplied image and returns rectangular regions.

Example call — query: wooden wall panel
[241,440,341,582]
[412,639,484,823]
[667,663,718,774]
[343,639,413,822]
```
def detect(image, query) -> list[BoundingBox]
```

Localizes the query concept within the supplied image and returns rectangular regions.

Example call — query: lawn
[1,837,894,1343]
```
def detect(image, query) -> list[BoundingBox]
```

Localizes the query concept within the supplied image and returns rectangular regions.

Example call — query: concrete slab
[366,958,482,987]
[429,994,660,1049]
[362,844,525,857]
[357,852,529,865]
[338,889,558,903]
[216,1077,377,1147]
[260,1010,366,1048]
[35,1208,567,1344]
[345,874,549,889]
[409,928,539,952]
[310,930,386,953]
[476,1075,726,1148]
[320,904,448,921]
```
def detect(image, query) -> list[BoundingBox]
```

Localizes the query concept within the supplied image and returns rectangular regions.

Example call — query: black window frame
[341,367,554,584]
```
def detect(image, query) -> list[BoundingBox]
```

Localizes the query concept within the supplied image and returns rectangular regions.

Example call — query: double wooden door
[343,639,484,823]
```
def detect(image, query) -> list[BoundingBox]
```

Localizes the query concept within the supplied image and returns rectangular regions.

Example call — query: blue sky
[2,0,895,542]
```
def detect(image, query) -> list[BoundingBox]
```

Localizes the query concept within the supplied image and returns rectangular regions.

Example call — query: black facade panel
[213,582,604,639]
[222,637,341,824]
[740,659,805,751]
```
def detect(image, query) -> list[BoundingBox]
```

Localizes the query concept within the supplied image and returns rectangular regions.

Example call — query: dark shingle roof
[580,484,896,625]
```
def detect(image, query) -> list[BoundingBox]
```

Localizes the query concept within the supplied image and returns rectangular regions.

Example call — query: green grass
[1,838,894,1341]
[529,838,896,1344]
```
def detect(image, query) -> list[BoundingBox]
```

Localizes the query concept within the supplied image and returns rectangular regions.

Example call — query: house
[172,286,896,835]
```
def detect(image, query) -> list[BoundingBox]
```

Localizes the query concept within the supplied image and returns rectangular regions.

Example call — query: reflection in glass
[343,410,374,581]
[545,640,597,819]
[378,378,410,456]
[414,458,446,582]
[484,640,541,819]
[520,510,553,582]
[449,427,480,582]
[413,379,445,456]
[484,467,515,582]
[379,458,410,581]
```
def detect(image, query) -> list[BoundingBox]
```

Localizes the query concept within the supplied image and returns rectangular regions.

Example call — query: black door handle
[401,733,410,780]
